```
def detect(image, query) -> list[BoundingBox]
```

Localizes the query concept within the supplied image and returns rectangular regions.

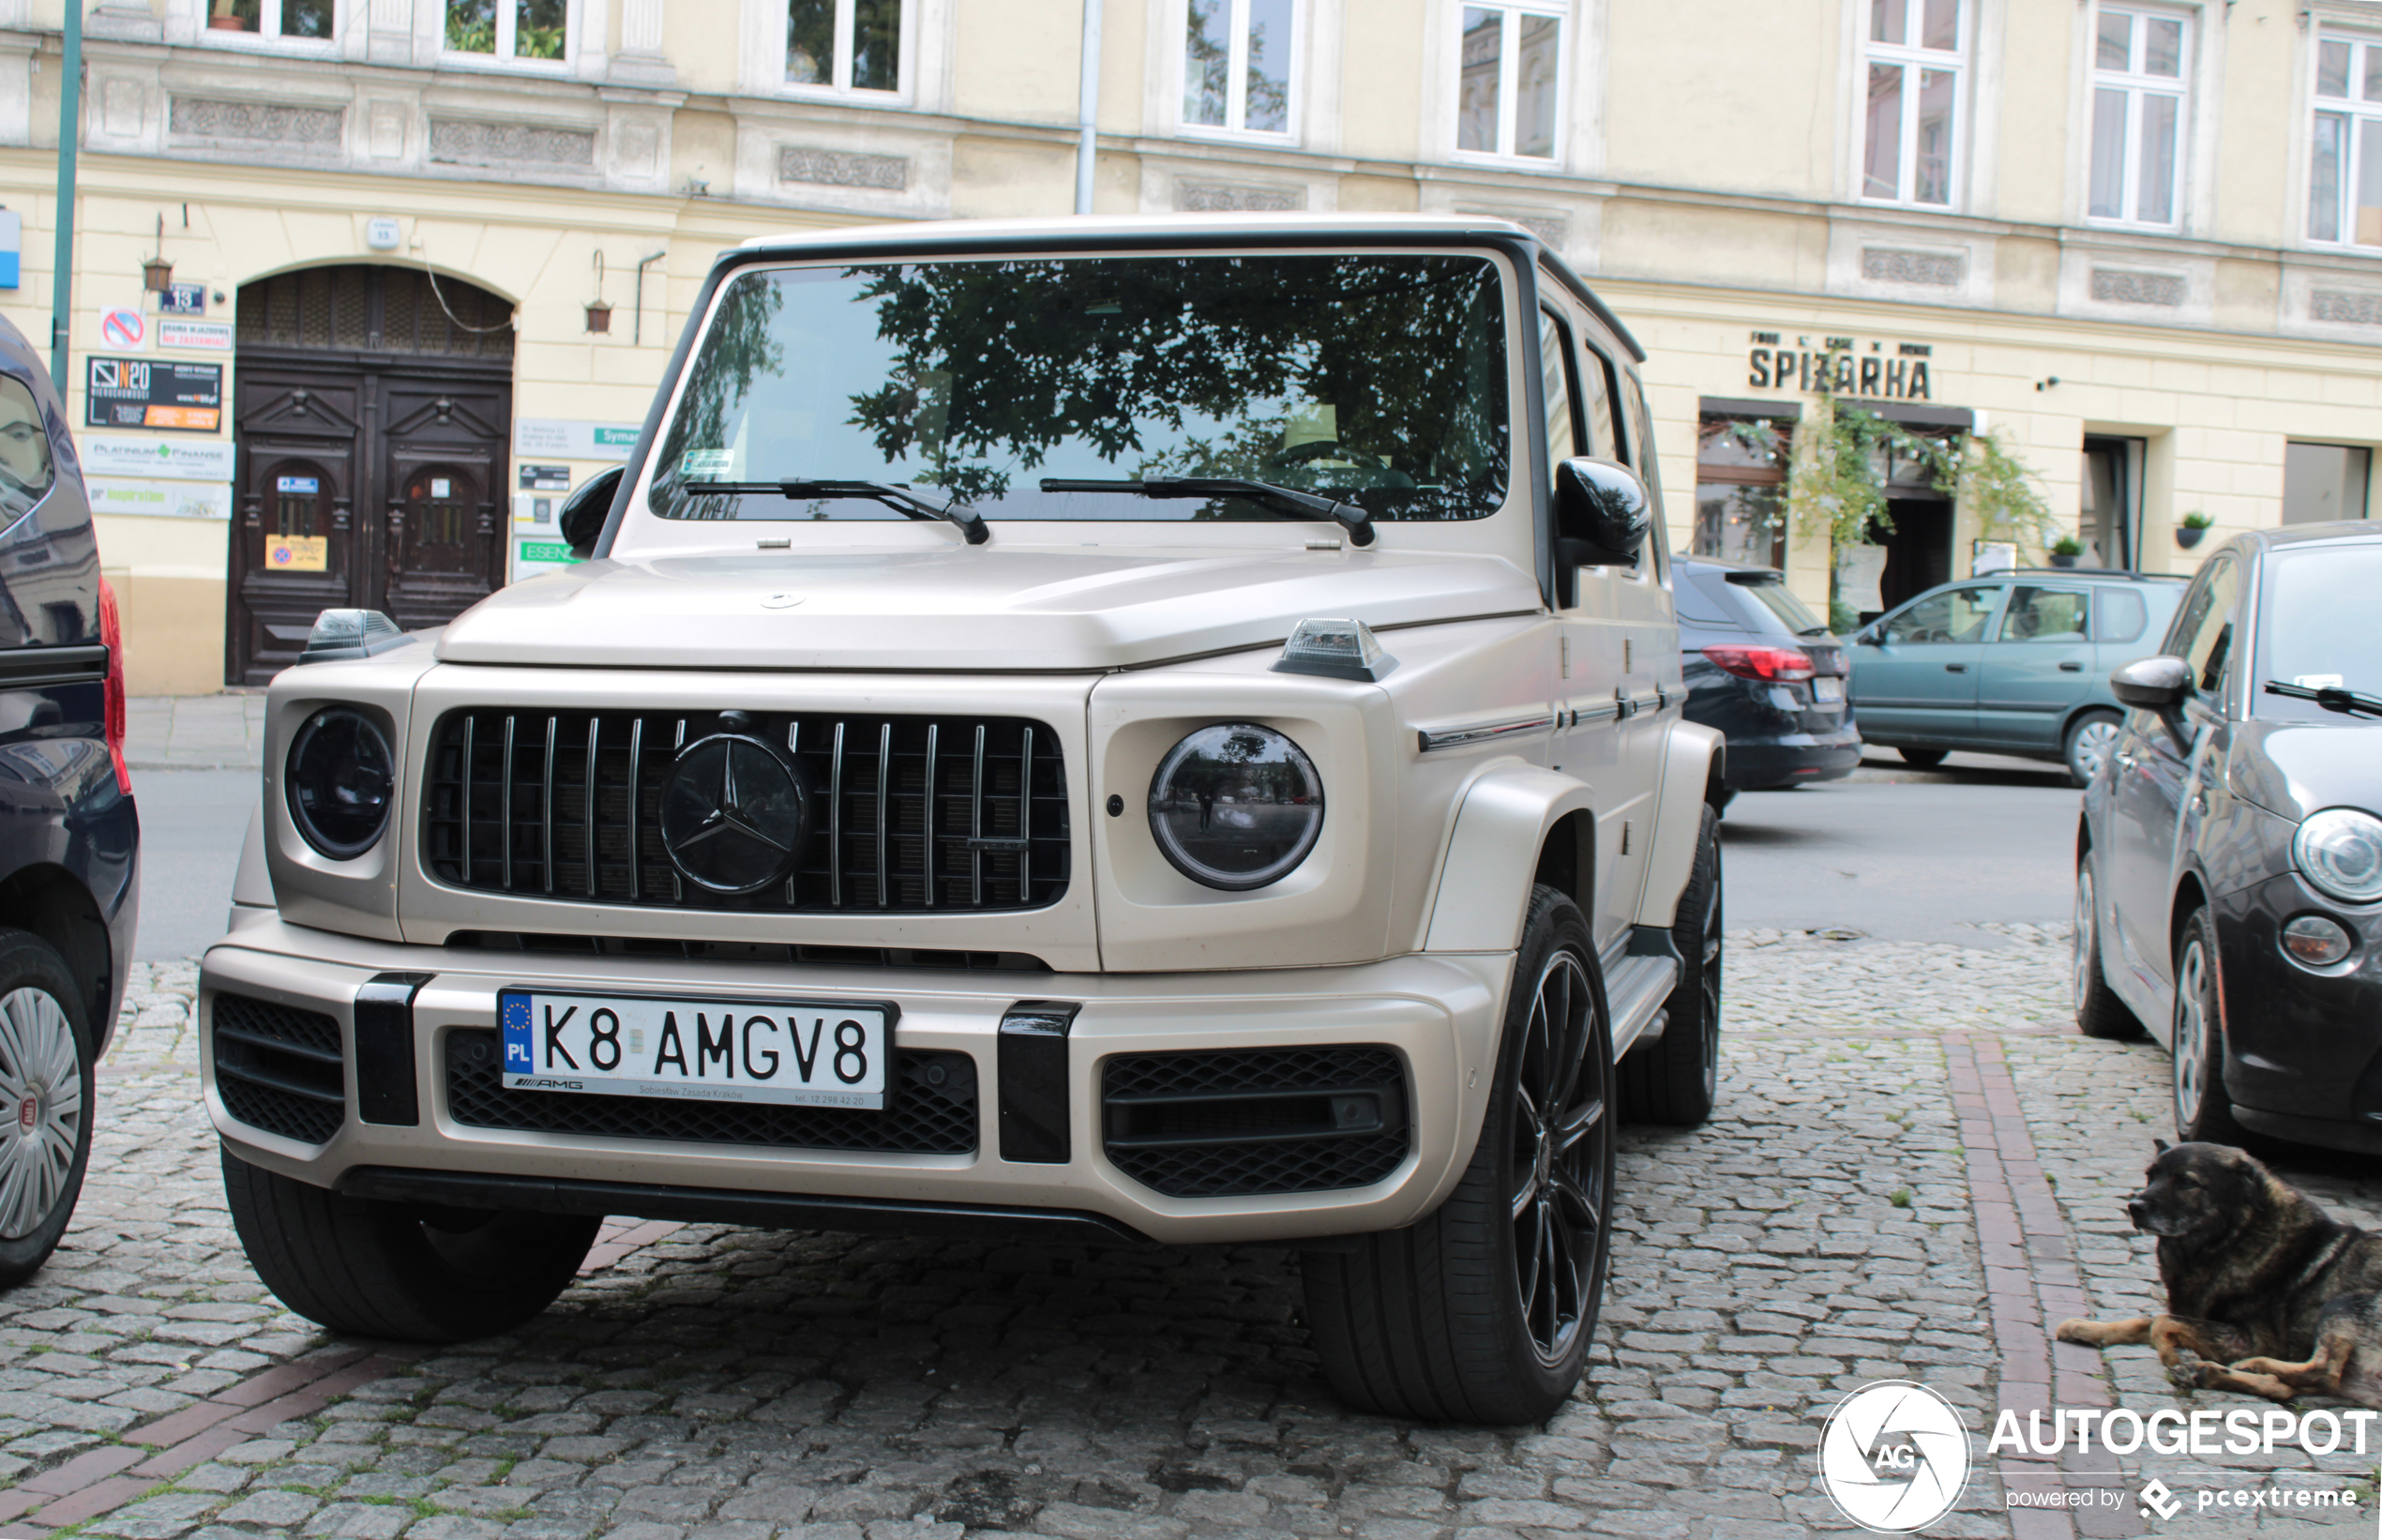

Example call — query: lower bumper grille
[213,993,346,1146]
[444,1029,978,1154]
[1101,1046,1410,1198]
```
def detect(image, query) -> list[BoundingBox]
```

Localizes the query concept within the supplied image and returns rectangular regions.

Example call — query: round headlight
[1147,723,1324,891]
[287,707,396,860]
[2294,808,2382,905]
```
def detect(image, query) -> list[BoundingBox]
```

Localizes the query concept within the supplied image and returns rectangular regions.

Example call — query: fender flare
[1632,719,1724,931]
[1422,763,1601,952]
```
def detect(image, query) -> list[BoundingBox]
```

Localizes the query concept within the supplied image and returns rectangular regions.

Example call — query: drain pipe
[1073,0,1103,215]
[632,249,666,346]
[49,0,82,393]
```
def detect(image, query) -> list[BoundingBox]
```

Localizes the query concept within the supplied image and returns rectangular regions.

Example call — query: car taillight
[98,577,131,795]
[1702,643,1816,683]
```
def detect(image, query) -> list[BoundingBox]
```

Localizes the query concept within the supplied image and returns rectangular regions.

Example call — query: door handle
[2058,661,2083,672]
[1944,663,1968,673]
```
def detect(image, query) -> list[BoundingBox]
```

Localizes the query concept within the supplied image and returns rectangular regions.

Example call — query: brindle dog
[2055,1140,2382,1405]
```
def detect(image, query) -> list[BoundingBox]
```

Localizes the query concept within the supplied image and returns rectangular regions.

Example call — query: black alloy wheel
[1506,939,1613,1366]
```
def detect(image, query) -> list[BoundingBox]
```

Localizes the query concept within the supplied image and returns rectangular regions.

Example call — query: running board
[1602,950,1680,1059]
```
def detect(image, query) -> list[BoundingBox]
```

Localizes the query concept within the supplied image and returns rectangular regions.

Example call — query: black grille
[444,1029,978,1154]
[442,930,1049,973]
[421,709,1068,914]
[1101,1047,1410,1199]
[213,993,346,1145]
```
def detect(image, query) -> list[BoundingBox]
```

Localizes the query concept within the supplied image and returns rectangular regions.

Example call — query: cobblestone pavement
[3,941,2374,1539]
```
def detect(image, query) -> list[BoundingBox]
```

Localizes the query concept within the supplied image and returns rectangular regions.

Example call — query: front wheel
[2073,853,2144,1040]
[2063,710,2123,789]
[2171,907,2246,1143]
[0,933,96,1288]
[1303,885,1614,1424]
[1620,803,1721,1125]
[222,1149,599,1341]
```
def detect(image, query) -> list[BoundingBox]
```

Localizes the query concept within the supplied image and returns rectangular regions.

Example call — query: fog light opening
[2282,913,2355,970]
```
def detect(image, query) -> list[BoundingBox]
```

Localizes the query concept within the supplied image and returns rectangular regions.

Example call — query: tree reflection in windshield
[649,252,1511,524]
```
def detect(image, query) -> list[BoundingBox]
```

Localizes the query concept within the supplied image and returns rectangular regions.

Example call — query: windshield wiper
[1041,477,1376,548]
[2264,679,2382,719]
[682,479,988,546]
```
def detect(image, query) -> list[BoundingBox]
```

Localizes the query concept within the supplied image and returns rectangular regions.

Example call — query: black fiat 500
[2074,521,2382,1150]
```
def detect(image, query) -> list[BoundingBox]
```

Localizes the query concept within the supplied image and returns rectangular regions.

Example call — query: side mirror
[558,465,625,558]
[1856,625,1882,646]
[2111,655,2194,754]
[1553,459,1651,595]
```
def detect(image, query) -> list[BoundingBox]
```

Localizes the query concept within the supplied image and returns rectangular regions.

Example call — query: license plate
[498,989,893,1110]
[1813,677,1846,702]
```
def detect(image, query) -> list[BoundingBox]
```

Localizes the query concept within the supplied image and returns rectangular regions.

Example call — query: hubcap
[1507,949,1610,1366]
[2072,719,2119,782]
[0,988,81,1242]
[2173,938,2209,1134]
[2072,865,2096,1014]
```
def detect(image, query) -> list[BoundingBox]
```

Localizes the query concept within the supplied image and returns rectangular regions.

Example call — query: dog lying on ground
[2055,1140,2382,1405]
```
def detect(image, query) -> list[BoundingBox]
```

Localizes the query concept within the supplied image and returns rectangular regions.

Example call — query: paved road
[131,770,253,962]
[1723,750,2079,945]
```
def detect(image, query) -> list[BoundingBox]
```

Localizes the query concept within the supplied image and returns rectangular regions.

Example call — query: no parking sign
[98,309,145,351]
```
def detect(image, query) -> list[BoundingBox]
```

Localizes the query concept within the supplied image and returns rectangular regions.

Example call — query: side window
[1997,585,2090,642]
[1536,310,1578,474]
[1883,583,2001,642]
[2092,585,2148,643]
[0,376,55,521]
[1573,332,1619,460]
[2172,556,2239,694]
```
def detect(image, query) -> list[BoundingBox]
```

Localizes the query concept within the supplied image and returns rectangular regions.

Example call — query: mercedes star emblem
[657,732,808,895]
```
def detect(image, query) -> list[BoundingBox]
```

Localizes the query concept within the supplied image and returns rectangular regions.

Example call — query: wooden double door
[228,353,511,684]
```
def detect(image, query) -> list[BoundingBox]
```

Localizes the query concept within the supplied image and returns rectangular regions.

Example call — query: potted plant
[2048,535,2083,568]
[2177,511,2212,551]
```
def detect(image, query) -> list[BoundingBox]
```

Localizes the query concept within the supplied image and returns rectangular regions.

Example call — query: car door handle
[1944,663,1967,673]
[2058,661,2083,672]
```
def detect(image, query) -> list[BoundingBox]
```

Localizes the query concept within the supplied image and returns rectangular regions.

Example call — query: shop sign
[1747,331,1934,400]
[519,463,570,491]
[158,318,233,352]
[85,477,233,520]
[79,434,236,480]
[0,211,20,290]
[512,533,580,581]
[514,418,641,461]
[83,358,223,432]
[265,536,328,572]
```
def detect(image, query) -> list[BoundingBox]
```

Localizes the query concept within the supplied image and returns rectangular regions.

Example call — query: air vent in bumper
[1101,1047,1410,1198]
[213,993,346,1146]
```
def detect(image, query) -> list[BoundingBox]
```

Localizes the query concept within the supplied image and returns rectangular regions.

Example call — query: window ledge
[189,31,341,53]
[1175,124,1299,146]
[1445,149,1566,174]
[775,83,912,108]
[437,52,575,75]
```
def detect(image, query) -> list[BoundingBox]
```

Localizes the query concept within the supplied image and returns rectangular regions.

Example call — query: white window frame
[439,0,579,69]
[2303,26,2382,249]
[1859,0,1967,209]
[2084,2,2194,230]
[189,0,341,53]
[779,0,918,100]
[1449,0,1569,166]
[1176,0,1304,140]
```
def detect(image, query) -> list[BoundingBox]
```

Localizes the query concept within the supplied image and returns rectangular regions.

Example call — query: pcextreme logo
[1817,1381,1971,1533]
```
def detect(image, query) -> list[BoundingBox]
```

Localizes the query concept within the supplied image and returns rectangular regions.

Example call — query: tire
[222,1148,599,1341]
[1620,804,1721,1125]
[1897,747,1949,768]
[2063,710,2123,789]
[1302,885,1614,1424]
[2073,852,2144,1040]
[0,932,96,1288]
[2170,907,2248,1144]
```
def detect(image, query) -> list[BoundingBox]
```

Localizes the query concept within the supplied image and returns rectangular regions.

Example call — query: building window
[1455,2,1563,161]
[1862,0,1962,206]
[445,0,564,59]
[1695,415,1791,569]
[1183,0,1294,136]
[2283,441,2372,523]
[787,0,902,92]
[205,0,334,38]
[2088,5,2189,226]
[2308,33,2382,245]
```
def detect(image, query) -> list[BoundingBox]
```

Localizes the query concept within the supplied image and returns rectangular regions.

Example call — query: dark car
[1674,554,1859,798]
[1848,569,2186,785]
[2074,522,2382,1151]
[0,319,139,1284]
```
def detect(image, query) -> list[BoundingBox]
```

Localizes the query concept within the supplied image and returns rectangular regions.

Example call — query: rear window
[1725,572,1827,636]
[2092,586,2148,643]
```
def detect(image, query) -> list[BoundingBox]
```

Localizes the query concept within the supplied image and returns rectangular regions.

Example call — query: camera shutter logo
[1817,1380,1971,1532]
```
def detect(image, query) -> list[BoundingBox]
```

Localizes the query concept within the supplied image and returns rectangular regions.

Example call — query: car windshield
[2256,543,2382,721]
[1729,576,1828,636]
[646,252,1511,524]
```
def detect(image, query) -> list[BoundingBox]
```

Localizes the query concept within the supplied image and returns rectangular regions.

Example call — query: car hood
[2229,719,2382,821]
[434,546,1545,672]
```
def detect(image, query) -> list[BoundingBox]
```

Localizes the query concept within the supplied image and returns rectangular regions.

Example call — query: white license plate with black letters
[498,989,891,1110]
[1813,677,1846,702]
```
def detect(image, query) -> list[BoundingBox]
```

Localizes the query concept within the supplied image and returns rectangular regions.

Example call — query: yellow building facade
[0,0,2375,687]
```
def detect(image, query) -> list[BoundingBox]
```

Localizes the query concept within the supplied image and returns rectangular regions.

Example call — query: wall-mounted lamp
[586,250,612,334]
[2033,376,2061,392]
[142,214,173,293]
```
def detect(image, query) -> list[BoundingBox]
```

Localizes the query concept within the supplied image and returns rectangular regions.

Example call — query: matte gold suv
[203,216,1724,1424]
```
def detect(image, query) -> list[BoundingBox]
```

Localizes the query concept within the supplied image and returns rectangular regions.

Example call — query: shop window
[2282,441,2372,524]
[2307,33,2382,246]
[1694,415,1790,570]
[204,0,334,38]
[1455,2,1564,162]
[2087,4,2190,227]
[1862,0,1963,207]
[445,0,565,60]
[1183,0,1296,137]
[787,0,905,93]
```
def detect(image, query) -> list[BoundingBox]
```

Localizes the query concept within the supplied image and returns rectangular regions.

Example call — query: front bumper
[2215,874,2382,1131]
[201,912,1509,1247]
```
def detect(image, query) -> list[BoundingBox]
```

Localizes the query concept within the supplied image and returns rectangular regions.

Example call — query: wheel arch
[0,864,113,1048]
[1634,719,1724,932]
[1422,764,1601,953]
